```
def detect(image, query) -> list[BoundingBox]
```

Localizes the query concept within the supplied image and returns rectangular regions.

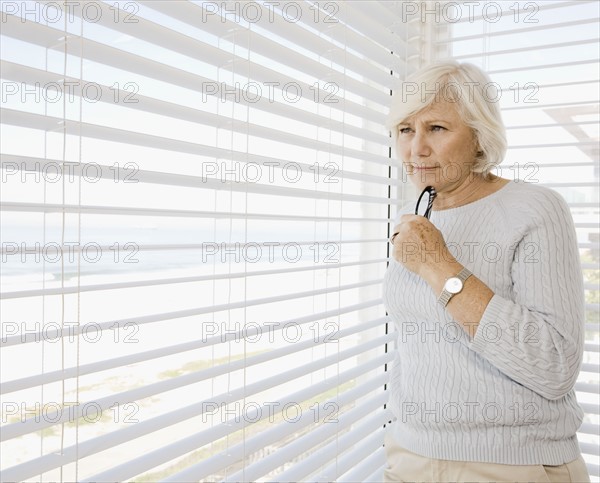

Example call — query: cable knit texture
[382,180,586,465]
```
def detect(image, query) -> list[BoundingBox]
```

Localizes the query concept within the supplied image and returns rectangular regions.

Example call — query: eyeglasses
[415,185,437,219]
[390,185,437,245]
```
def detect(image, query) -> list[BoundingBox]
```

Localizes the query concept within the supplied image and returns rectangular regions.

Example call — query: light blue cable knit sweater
[382,179,586,465]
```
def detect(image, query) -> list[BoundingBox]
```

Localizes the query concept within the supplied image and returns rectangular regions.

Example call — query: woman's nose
[411,130,430,157]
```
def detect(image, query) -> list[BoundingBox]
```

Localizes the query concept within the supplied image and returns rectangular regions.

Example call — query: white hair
[387,60,507,174]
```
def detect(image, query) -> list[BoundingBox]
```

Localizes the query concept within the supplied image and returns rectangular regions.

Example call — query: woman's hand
[390,214,456,278]
[390,214,494,337]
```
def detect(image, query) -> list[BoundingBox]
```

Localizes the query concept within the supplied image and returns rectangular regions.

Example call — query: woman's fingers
[390,215,454,274]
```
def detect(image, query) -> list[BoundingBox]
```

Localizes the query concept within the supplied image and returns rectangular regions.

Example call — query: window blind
[0,1,417,481]
[427,0,599,479]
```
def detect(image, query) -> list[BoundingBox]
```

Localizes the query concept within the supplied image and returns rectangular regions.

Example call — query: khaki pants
[383,433,591,483]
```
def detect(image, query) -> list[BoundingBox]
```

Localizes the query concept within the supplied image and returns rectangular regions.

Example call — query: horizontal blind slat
[578,422,600,436]
[3,239,385,254]
[313,427,386,482]
[0,259,390,301]
[1,280,384,347]
[364,461,388,483]
[502,100,599,112]
[333,1,414,54]
[1,198,394,218]
[450,0,588,24]
[24,0,394,105]
[223,390,390,482]
[1,332,394,442]
[0,108,389,174]
[2,359,391,482]
[453,38,599,59]
[338,445,387,482]
[296,0,416,67]
[274,410,390,482]
[575,382,600,395]
[443,18,599,42]
[81,366,391,482]
[1,60,391,146]
[140,0,396,91]
[1,107,391,169]
[579,403,600,416]
[160,368,390,483]
[1,315,389,394]
[488,59,599,74]
[2,14,388,122]
[0,151,398,188]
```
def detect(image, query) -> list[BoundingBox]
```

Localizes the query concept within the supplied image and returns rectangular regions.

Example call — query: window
[0,1,413,480]
[2,1,597,481]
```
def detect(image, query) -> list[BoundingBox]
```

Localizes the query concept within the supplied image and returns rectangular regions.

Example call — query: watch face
[446,277,463,294]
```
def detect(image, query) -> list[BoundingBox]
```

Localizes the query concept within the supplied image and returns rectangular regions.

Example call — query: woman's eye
[431,125,445,131]
[398,127,412,134]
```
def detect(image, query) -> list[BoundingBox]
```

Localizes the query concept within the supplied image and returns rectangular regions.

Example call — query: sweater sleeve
[468,189,585,401]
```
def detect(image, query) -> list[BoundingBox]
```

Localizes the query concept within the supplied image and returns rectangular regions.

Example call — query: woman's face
[396,99,479,193]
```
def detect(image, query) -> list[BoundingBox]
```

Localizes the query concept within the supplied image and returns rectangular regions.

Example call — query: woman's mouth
[411,165,438,171]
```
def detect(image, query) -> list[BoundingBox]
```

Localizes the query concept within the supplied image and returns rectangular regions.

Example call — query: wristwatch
[437,267,472,307]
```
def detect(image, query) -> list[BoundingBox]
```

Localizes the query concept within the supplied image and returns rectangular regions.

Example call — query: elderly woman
[383,60,590,482]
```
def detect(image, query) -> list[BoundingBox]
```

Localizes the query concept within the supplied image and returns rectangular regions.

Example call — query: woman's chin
[408,174,441,190]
